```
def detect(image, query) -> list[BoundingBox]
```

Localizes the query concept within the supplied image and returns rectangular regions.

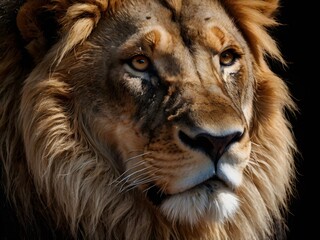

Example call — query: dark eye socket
[129,55,151,71]
[219,49,239,66]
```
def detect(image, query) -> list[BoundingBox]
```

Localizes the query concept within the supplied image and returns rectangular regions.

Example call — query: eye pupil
[131,55,150,71]
[220,50,237,66]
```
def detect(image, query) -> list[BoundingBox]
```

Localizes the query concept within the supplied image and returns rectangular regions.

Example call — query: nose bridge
[178,48,228,109]
[179,79,244,132]
[166,43,243,129]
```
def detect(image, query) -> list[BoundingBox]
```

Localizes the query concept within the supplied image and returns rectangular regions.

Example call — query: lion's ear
[16,0,123,64]
[222,0,283,64]
[16,0,60,62]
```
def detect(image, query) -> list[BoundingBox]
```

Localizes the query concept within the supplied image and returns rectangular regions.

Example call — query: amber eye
[219,49,238,66]
[130,55,150,71]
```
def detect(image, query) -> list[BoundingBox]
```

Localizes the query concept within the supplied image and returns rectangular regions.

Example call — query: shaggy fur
[0,0,297,239]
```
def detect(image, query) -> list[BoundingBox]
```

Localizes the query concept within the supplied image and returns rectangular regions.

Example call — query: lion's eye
[130,55,150,71]
[219,49,238,66]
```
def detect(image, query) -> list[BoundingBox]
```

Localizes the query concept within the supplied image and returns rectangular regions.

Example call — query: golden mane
[0,0,297,239]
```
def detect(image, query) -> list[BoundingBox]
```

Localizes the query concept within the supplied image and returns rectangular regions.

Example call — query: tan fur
[0,0,297,239]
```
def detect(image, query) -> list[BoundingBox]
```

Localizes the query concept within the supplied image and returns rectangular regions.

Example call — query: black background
[274,0,313,239]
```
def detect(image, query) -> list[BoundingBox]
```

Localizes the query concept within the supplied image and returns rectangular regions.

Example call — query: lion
[0,0,297,239]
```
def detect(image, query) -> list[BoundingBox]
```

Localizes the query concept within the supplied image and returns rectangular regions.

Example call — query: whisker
[122,176,161,193]
[158,182,168,196]
[120,170,161,193]
[142,179,162,194]
[118,166,155,191]
[108,152,161,194]
[143,184,156,193]
[124,152,150,163]
[109,161,147,186]
[127,174,160,187]
[120,165,154,183]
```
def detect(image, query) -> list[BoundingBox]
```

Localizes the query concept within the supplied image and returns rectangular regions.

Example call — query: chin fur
[160,182,239,225]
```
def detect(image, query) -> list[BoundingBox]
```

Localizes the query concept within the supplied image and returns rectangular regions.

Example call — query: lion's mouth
[146,185,170,205]
[146,176,227,206]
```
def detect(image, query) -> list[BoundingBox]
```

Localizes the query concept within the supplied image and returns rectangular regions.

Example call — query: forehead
[110,0,242,46]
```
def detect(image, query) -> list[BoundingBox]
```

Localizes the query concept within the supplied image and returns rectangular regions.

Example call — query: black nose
[179,130,243,166]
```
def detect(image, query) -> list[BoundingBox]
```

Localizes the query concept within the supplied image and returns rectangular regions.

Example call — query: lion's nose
[179,130,243,165]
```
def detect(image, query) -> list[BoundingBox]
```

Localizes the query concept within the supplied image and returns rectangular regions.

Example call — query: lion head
[0,0,297,239]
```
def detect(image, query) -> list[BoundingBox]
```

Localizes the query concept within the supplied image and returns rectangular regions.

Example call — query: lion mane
[0,0,297,239]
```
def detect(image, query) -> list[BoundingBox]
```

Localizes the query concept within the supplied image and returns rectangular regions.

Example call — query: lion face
[1,0,296,239]
[68,0,253,224]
